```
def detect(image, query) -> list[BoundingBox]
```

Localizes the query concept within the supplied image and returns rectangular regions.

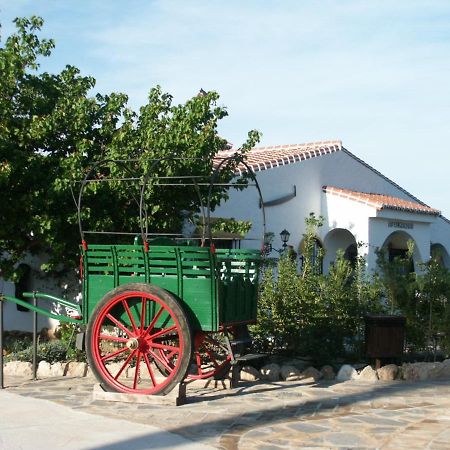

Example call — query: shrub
[54,323,86,362]
[376,244,450,356]
[6,340,67,363]
[3,333,32,355]
[4,324,86,363]
[251,214,385,366]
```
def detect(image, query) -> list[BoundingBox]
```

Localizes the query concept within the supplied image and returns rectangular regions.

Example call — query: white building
[3,139,449,332]
[214,140,449,273]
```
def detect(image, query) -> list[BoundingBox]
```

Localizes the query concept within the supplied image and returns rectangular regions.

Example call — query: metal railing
[0,292,83,389]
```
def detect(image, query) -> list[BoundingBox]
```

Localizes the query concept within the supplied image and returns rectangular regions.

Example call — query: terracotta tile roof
[323,186,440,216]
[216,140,342,175]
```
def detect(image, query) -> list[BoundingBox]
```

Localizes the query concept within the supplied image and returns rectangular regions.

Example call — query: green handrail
[22,292,82,315]
[0,293,83,325]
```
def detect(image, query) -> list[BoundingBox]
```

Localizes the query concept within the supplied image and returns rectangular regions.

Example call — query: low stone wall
[3,361,90,378]
[241,359,450,383]
[3,359,450,382]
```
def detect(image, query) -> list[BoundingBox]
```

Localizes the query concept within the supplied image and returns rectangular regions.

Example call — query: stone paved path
[2,374,450,449]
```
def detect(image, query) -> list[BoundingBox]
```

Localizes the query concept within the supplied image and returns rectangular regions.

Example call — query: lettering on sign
[388,221,413,230]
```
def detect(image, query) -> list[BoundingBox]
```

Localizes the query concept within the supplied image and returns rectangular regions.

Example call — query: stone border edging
[3,359,450,382]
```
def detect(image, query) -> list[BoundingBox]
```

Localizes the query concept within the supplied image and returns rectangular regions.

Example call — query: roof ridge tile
[323,186,440,216]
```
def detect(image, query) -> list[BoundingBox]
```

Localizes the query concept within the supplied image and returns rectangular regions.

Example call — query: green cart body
[81,244,261,331]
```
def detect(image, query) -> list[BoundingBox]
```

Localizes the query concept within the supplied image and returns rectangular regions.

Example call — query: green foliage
[6,340,68,363]
[417,258,450,354]
[375,243,416,314]
[374,243,450,355]
[3,333,32,354]
[4,325,85,363]
[252,214,384,365]
[55,323,86,362]
[0,16,261,280]
[395,256,450,353]
[210,218,252,236]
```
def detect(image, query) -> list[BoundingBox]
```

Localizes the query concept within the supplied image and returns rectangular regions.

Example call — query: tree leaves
[0,16,261,279]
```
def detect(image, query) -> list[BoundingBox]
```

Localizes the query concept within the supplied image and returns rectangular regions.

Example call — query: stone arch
[381,231,421,271]
[430,243,450,268]
[323,228,357,272]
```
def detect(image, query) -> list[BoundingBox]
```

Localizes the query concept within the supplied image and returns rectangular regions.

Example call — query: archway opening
[430,243,450,268]
[323,228,357,273]
[381,231,420,273]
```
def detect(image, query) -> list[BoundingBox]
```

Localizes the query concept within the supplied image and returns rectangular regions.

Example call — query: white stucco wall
[1,253,80,332]
[214,149,450,271]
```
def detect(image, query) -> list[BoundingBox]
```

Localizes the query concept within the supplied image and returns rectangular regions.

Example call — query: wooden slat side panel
[216,249,261,325]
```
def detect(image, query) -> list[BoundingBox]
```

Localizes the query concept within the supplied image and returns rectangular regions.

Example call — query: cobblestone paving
[3,375,450,449]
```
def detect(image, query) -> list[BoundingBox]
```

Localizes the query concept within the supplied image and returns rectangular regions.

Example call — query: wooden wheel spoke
[105,313,133,337]
[195,352,203,374]
[185,330,234,380]
[149,349,174,373]
[204,349,220,368]
[139,296,146,332]
[150,342,180,353]
[101,346,129,362]
[99,334,128,343]
[165,348,178,360]
[149,324,177,340]
[141,306,163,339]
[204,336,228,352]
[143,353,157,386]
[133,352,141,390]
[114,349,137,380]
[122,299,138,333]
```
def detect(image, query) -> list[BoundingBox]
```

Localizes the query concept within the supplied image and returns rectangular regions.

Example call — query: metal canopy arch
[207,155,266,250]
[76,153,265,249]
[77,158,142,245]
[138,156,210,246]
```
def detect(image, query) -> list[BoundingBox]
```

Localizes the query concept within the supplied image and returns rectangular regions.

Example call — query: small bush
[54,323,86,362]
[3,333,33,355]
[251,214,385,366]
[6,340,68,363]
[4,323,86,363]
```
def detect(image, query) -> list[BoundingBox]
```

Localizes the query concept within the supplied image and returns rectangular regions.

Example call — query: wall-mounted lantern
[263,229,290,255]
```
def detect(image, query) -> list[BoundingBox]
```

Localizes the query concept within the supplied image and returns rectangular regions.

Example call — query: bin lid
[364,314,406,325]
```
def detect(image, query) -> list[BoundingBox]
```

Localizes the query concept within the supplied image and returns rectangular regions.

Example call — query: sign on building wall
[388,221,414,230]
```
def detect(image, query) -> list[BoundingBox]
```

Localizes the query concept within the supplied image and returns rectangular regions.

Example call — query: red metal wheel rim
[90,290,184,394]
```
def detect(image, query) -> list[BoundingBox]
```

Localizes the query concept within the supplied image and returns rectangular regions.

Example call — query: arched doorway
[430,243,450,268]
[323,228,357,273]
[381,231,420,272]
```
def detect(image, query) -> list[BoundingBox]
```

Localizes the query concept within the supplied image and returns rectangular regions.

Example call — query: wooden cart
[0,155,266,395]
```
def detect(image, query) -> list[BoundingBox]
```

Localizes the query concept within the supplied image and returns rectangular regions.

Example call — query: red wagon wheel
[86,283,192,395]
[153,330,231,380]
[156,326,250,380]
[187,330,232,380]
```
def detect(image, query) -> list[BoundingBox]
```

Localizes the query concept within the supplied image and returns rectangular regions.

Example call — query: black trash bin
[364,315,406,368]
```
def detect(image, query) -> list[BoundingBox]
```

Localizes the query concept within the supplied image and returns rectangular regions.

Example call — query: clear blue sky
[2,1,450,216]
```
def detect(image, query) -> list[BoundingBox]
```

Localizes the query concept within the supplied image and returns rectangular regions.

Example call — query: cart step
[234,353,266,363]
[230,338,252,347]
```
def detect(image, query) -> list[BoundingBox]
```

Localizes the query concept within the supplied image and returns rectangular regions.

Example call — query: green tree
[375,242,417,315]
[0,16,260,280]
[413,257,450,352]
